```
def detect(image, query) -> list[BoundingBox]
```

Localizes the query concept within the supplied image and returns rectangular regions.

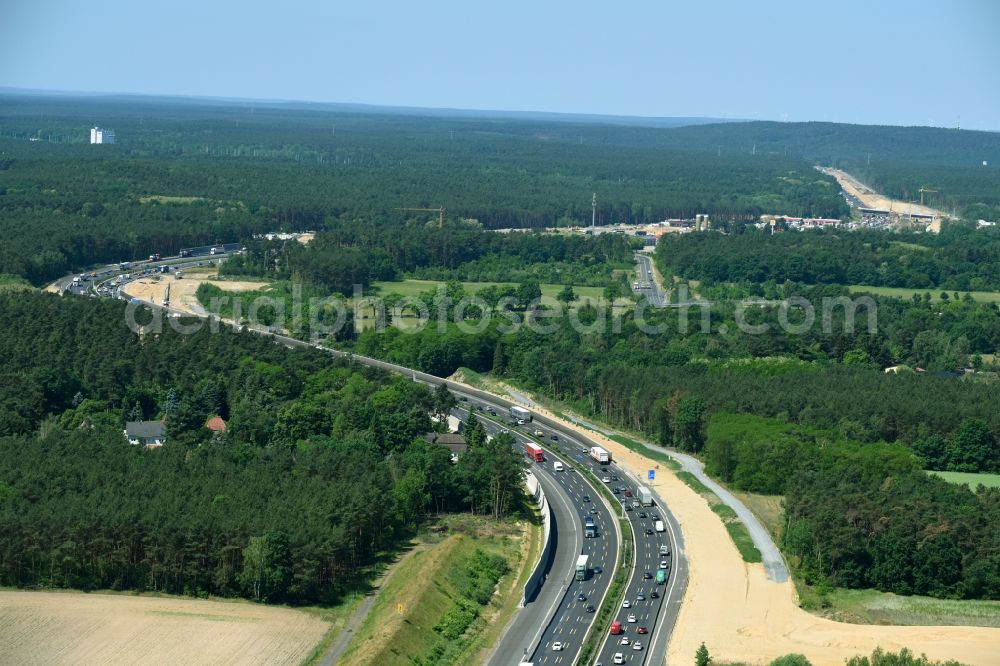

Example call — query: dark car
[586,604,595,613]
[582,495,591,502]
[593,565,603,574]
[612,487,620,495]
[551,434,559,441]
[643,571,652,579]
[611,475,619,481]
[578,593,587,602]
[645,528,653,535]
[650,590,659,599]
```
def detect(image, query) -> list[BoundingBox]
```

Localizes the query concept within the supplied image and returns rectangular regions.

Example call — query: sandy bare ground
[123,272,270,316]
[817,166,951,221]
[0,590,329,666]
[467,390,1000,666]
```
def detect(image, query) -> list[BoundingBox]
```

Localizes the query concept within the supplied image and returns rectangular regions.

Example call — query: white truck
[510,405,531,423]
[655,520,665,533]
[589,446,610,465]
[638,485,653,507]
[575,554,588,580]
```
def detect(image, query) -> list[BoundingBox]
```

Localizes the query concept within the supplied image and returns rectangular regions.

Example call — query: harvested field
[0,590,329,665]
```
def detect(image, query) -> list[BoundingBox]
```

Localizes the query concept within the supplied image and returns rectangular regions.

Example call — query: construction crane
[397,207,445,229]
[918,187,938,206]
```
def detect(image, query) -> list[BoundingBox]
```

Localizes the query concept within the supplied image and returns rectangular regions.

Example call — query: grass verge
[335,514,531,666]
[928,470,1000,489]
[847,284,1000,304]
[795,582,1000,628]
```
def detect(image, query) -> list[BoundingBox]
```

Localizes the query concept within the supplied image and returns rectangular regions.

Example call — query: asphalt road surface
[78,283,691,666]
[456,405,619,666]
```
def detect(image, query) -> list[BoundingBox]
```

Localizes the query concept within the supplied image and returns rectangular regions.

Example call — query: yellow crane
[918,187,938,206]
[396,207,445,229]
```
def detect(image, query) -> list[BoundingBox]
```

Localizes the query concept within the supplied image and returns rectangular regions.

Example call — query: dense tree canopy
[0,292,526,603]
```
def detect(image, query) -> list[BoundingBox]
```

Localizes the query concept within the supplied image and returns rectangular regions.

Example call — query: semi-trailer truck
[575,554,588,580]
[584,516,596,538]
[589,446,610,464]
[638,486,653,506]
[525,443,544,462]
[510,406,531,423]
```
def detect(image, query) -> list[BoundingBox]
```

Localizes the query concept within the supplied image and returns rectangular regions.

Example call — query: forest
[0,93,852,285]
[0,292,526,604]
[703,413,1000,598]
[221,219,639,294]
[656,223,1000,291]
[648,121,1000,216]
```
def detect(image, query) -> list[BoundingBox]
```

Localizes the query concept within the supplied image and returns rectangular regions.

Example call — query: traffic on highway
[55,248,687,666]
[632,254,667,308]
[453,394,685,666]
[54,243,244,298]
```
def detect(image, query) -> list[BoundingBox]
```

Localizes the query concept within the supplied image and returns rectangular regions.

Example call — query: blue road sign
[648,469,655,481]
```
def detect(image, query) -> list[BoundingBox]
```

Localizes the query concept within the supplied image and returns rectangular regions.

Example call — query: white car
[659,560,668,569]
[551,641,564,651]
[627,613,636,623]
[602,476,611,483]
[620,636,630,645]
[633,642,643,651]
[613,653,625,665]
[622,599,631,608]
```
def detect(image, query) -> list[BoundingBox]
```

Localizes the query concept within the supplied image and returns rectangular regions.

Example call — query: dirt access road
[818,166,950,227]
[122,270,269,317]
[480,393,1000,666]
[0,590,328,665]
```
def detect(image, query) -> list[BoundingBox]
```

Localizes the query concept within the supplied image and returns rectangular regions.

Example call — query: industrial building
[90,127,115,144]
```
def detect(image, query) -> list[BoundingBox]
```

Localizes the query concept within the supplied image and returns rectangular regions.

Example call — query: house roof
[125,420,166,438]
[423,432,468,454]
[205,416,227,432]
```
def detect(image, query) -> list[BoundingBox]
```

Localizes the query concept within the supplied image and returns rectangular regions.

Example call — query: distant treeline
[222,220,639,294]
[657,224,1000,291]
[1,94,855,284]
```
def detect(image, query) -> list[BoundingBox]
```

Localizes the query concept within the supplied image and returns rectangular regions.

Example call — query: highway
[63,263,689,666]
[527,420,685,666]
[632,253,667,307]
[452,404,619,666]
[458,394,686,666]
[51,243,244,297]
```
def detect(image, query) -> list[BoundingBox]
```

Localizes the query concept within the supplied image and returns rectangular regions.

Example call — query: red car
[637,626,648,634]
[624,490,632,497]
[610,621,622,635]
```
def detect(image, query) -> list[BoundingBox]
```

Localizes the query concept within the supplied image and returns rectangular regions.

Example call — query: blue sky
[2,0,998,129]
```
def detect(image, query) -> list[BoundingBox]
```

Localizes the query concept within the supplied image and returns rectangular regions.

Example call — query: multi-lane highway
[52,243,244,296]
[456,404,619,665]
[633,253,667,307]
[62,261,688,666]
[525,418,685,666]
[457,393,686,666]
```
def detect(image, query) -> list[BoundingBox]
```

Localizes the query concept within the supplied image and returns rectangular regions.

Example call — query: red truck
[525,442,544,462]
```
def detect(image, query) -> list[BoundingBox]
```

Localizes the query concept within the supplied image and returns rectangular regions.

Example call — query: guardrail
[520,472,554,606]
